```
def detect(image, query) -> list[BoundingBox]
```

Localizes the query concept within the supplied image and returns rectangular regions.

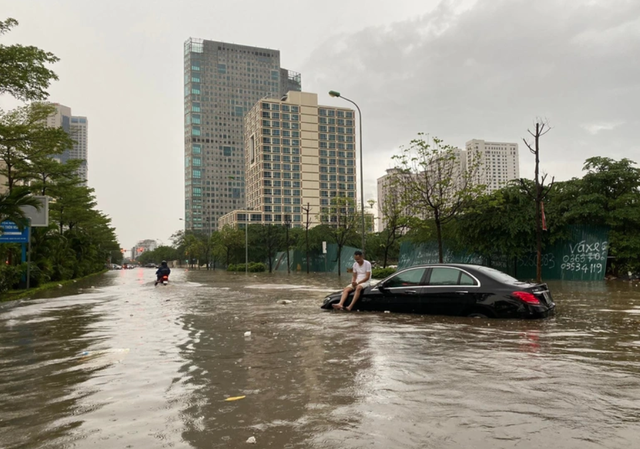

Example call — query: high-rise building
[70,116,88,182]
[183,38,301,234]
[466,139,519,193]
[218,91,356,229]
[377,168,405,233]
[46,104,72,164]
[46,103,89,183]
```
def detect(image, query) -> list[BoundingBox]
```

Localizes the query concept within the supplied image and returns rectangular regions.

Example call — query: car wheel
[467,312,488,318]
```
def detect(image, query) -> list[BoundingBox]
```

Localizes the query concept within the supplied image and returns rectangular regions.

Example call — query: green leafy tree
[252,224,284,273]
[217,225,245,265]
[453,182,537,261]
[393,134,484,262]
[0,186,40,229]
[0,18,59,101]
[0,102,73,192]
[552,157,640,274]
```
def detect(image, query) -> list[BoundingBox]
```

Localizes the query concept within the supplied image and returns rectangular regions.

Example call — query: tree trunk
[435,215,443,263]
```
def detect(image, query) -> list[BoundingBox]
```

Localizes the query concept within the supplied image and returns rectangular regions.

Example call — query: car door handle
[455,291,468,294]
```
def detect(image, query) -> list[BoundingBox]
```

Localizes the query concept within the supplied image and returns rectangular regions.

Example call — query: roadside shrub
[248,262,266,272]
[28,263,50,288]
[0,264,23,294]
[228,262,267,272]
[372,267,396,279]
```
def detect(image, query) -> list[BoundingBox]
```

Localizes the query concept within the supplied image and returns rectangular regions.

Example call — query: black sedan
[321,264,555,319]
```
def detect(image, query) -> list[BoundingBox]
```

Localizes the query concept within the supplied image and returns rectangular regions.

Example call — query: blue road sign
[0,220,29,243]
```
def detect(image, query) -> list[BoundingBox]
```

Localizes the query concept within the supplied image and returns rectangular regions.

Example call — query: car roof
[401,263,485,269]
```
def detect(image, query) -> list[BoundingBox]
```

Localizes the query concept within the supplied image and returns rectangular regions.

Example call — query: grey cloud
[302,0,640,201]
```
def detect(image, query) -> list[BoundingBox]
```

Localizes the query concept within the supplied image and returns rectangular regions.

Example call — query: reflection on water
[1,270,640,448]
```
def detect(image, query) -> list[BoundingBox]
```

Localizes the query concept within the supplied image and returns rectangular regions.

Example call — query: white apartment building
[219,91,356,229]
[131,239,158,260]
[466,139,519,193]
[377,168,405,232]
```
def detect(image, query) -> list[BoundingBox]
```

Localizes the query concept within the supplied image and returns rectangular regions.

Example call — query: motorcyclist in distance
[155,261,171,285]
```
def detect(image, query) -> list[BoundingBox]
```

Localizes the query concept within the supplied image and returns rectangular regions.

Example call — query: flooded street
[2,269,640,448]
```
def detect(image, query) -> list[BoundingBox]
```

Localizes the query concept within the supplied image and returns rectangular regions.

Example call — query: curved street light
[329,90,366,255]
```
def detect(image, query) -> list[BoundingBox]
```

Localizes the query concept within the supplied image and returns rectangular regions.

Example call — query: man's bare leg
[346,285,364,311]
[333,286,353,309]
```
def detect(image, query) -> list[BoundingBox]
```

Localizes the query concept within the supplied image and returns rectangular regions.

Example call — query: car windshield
[473,265,521,284]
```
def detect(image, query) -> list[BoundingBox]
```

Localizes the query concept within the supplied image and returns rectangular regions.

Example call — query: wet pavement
[1,268,640,448]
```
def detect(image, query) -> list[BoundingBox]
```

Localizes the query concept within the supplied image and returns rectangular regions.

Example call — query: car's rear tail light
[512,291,540,304]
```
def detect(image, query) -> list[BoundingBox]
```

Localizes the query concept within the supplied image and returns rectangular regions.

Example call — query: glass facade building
[183,38,301,233]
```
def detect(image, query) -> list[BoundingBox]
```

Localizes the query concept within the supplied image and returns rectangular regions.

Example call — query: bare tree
[520,120,554,283]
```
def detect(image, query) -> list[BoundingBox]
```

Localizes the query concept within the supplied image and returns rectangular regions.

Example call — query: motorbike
[156,274,169,286]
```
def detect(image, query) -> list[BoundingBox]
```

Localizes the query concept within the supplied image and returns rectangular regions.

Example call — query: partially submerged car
[321,264,555,319]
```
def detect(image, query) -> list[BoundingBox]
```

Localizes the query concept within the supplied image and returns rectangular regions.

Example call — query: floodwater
[1,269,640,449]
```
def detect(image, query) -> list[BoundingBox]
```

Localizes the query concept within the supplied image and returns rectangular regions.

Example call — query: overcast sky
[1,0,638,251]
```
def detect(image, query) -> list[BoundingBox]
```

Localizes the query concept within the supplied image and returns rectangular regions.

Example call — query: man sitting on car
[332,250,372,311]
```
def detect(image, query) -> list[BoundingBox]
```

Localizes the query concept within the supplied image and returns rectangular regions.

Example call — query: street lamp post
[329,90,366,255]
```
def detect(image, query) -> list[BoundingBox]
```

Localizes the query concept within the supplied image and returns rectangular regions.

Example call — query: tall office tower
[183,38,302,233]
[219,91,356,229]
[70,116,88,182]
[466,139,519,193]
[46,104,72,163]
[46,103,89,183]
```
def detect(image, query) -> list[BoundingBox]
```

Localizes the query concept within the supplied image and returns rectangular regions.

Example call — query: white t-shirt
[353,260,372,283]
